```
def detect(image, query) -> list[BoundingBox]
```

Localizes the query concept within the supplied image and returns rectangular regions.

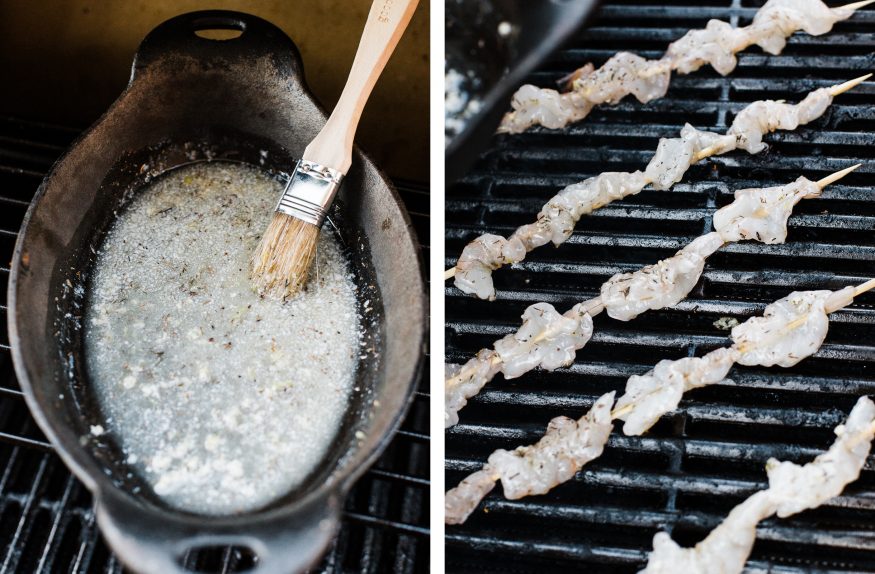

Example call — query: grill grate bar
[0,434,51,452]
[35,473,78,573]
[367,467,430,487]
[1,452,49,572]
[448,422,843,458]
[344,512,430,537]
[446,533,646,565]
[0,165,44,176]
[395,429,430,442]
[445,282,875,312]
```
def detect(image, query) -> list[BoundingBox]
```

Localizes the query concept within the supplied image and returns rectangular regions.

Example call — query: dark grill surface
[0,117,429,573]
[446,2,875,572]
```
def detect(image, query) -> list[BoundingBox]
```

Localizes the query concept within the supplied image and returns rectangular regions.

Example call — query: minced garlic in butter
[85,162,362,515]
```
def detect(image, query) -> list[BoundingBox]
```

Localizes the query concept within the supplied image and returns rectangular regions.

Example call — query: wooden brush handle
[303,0,419,174]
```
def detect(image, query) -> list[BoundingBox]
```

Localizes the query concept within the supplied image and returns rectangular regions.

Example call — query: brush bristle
[251,212,319,300]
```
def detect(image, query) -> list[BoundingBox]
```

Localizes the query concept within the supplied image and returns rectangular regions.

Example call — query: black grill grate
[446,1,875,572]
[0,117,429,573]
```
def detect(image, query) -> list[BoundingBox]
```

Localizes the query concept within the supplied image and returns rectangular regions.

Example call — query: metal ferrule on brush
[275,160,344,227]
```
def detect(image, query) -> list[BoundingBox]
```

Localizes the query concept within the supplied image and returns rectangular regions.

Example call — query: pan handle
[131,10,303,83]
[95,487,341,574]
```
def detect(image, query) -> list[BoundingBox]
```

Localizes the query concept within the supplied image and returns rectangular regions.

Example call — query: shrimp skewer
[446,279,875,525]
[499,0,874,133]
[640,396,875,573]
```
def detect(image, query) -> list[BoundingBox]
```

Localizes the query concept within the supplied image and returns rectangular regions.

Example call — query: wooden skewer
[816,163,862,189]
[693,142,728,162]
[618,277,875,419]
[828,73,873,96]
[745,272,875,336]
[840,0,875,11]
[611,402,634,419]
[449,297,605,379]
[853,278,875,297]
[693,77,870,162]
[734,163,859,225]
[584,4,870,91]
[500,296,604,350]
[739,275,873,353]
[444,207,645,278]
[779,314,811,334]
[638,62,672,79]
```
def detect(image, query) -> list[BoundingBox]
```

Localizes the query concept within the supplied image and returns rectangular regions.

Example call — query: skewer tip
[828,73,873,96]
[445,267,457,280]
[854,278,875,297]
[839,0,875,12]
[816,163,862,189]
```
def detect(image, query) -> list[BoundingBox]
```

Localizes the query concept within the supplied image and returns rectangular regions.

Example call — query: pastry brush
[252,0,419,299]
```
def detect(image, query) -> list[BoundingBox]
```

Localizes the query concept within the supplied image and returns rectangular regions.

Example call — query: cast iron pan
[445,0,601,184]
[8,11,425,574]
